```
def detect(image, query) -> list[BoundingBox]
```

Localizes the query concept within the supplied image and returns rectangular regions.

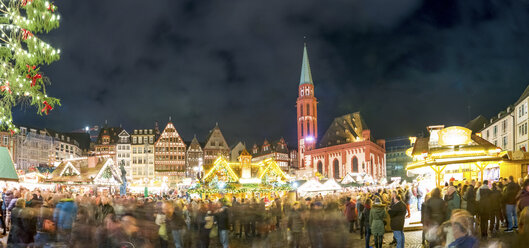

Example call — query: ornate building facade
[203,124,230,168]
[186,136,204,179]
[154,121,187,184]
[304,113,386,180]
[94,127,123,162]
[251,138,289,171]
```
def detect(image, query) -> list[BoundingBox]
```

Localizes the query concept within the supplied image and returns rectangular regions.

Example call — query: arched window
[333,159,340,179]
[317,161,323,174]
[306,104,310,116]
[352,157,358,173]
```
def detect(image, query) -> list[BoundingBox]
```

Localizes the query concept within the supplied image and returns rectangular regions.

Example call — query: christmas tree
[0,0,61,133]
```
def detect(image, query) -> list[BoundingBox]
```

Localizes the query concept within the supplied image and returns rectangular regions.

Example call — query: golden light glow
[203,155,288,184]
[438,126,472,147]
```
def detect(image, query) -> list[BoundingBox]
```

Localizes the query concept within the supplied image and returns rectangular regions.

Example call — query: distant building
[13,126,53,170]
[46,129,83,163]
[154,121,187,184]
[94,127,123,162]
[202,123,230,169]
[515,86,529,151]
[116,129,132,182]
[251,138,290,171]
[230,142,246,162]
[288,147,298,171]
[480,106,514,151]
[131,128,156,183]
[186,136,204,179]
[385,137,414,180]
[0,131,15,159]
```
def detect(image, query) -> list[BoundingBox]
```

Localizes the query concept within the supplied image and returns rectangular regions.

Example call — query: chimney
[376,139,386,149]
[361,129,371,141]
[88,156,98,168]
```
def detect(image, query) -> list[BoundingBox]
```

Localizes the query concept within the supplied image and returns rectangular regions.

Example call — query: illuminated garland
[188,183,293,194]
[0,0,61,133]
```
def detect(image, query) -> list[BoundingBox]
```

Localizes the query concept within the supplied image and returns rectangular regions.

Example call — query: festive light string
[0,0,60,133]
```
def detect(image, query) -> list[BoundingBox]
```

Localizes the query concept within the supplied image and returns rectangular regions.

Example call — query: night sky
[13,0,529,146]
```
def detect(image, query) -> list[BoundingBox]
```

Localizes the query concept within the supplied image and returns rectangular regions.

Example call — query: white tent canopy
[340,173,356,184]
[322,178,342,191]
[297,179,324,193]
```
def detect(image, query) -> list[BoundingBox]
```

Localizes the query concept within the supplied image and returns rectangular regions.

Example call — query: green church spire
[299,43,313,86]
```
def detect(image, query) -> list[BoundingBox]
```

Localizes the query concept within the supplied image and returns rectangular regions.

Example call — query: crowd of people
[0,175,527,247]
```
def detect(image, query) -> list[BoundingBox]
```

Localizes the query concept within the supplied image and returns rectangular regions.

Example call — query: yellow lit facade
[406,126,525,186]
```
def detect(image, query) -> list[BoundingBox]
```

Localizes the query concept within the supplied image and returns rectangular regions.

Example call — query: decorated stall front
[188,150,291,196]
[406,126,509,187]
[46,157,123,193]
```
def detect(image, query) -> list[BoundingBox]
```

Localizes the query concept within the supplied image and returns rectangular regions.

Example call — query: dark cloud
[12,0,529,146]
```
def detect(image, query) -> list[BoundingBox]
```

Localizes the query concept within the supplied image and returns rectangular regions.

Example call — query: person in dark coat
[517,179,529,215]
[489,183,503,234]
[96,196,115,226]
[370,198,386,248]
[356,196,365,238]
[477,180,492,238]
[464,185,477,216]
[163,201,186,248]
[388,194,407,248]
[425,188,447,226]
[7,198,33,247]
[215,200,230,248]
[503,175,521,232]
[361,198,372,248]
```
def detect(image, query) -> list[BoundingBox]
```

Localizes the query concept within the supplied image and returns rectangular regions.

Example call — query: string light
[0,0,61,133]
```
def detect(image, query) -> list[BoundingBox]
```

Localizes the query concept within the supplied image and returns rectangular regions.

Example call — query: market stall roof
[297,179,324,192]
[322,178,342,191]
[340,173,356,184]
[0,147,18,181]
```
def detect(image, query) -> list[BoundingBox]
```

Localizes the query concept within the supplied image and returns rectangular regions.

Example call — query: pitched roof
[299,43,313,86]
[515,84,529,105]
[96,127,123,145]
[48,158,121,184]
[465,115,488,133]
[410,133,497,157]
[252,138,289,157]
[318,112,368,148]
[0,147,18,181]
[203,124,229,150]
[63,132,91,151]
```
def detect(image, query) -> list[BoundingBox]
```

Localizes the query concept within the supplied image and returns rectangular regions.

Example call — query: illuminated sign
[438,126,472,147]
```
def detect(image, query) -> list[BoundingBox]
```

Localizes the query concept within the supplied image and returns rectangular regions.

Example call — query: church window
[306,104,310,115]
[305,88,309,95]
[300,90,304,96]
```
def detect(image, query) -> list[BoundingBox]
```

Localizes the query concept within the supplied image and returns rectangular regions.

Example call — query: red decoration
[27,73,42,87]
[21,0,33,6]
[0,82,11,94]
[21,29,33,40]
[48,4,55,12]
[26,64,36,72]
[42,101,53,115]
[9,129,15,136]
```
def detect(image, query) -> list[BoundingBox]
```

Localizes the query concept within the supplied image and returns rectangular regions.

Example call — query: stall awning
[0,147,18,182]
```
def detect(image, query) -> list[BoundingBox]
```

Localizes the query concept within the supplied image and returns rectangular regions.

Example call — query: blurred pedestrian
[389,194,406,248]
[503,176,521,232]
[369,198,386,248]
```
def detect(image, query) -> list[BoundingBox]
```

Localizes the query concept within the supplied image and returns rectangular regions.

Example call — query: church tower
[297,43,318,169]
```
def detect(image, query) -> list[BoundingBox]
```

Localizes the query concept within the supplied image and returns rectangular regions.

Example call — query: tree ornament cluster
[0,0,61,133]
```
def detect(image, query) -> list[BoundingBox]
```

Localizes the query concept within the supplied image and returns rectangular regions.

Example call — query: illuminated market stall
[188,150,291,197]
[46,156,123,193]
[406,126,509,187]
